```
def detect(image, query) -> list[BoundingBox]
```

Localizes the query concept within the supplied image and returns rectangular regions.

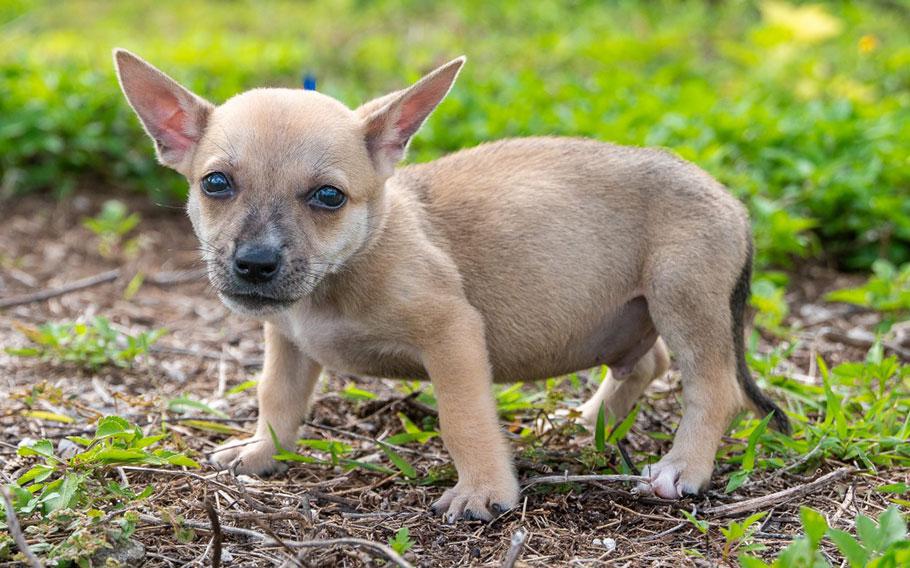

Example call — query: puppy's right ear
[113,49,213,175]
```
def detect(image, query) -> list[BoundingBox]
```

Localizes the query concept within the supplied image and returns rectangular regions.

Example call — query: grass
[2,0,909,270]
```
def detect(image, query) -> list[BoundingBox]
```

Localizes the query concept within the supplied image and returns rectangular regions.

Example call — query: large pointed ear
[113,48,213,174]
[356,56,465,176]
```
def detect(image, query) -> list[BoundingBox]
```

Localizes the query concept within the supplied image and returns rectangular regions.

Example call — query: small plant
[265,425,420,479]
[720,512,768,560]
[826,260,910,329]
[741,506,910,567]
[6,317,164,370]
[5,416,197,566]
[388,527,414,556]
[82,199,142,258]
[726,412,775,493]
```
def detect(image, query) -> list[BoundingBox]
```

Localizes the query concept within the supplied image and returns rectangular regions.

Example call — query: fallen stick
[1,485,43,568]
[0,267,207,309]
[703,467,853,517]
[522,473,647,490]
[0,268,119,309]
[149,344,263,368]
[501,527,528,568]
[821,328,910,362]
[139,513,415,568]
[203,493,223,568]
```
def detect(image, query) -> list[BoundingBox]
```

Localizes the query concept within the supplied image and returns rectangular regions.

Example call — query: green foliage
[751,273,792,336]
[6,317,165,371]
[737,346,910,477]
[741,506,910,568]
[721,512,767,560]
[82,199,141,258]
[826,261,910,328]
[6,416,196,566]
[388,527,414,556]
[2,1,908,269]
[725,412,775,493]
[265,423,424,479]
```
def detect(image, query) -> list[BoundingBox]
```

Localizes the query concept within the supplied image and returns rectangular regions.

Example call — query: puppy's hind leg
[636,255,747,499]
[577,337,670,427]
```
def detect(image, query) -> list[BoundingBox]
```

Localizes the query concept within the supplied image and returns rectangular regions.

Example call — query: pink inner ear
[148,96,194,152]
[395,89,441,142]
[160,106,194,152]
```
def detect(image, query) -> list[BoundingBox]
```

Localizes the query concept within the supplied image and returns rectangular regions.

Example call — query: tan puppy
[114,50,789,521]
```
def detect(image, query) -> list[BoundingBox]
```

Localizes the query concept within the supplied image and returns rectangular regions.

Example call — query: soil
[0,194,905,567]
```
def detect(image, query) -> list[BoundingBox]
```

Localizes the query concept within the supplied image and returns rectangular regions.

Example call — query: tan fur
[115,49,768,519]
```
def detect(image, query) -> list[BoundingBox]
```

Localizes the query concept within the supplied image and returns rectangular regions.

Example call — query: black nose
[233,243,281,284]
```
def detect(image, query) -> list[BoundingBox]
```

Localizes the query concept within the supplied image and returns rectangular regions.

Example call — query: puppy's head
[114,49,463,315]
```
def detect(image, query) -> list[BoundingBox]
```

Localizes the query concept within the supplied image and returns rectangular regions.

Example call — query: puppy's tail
[731,242,791,434]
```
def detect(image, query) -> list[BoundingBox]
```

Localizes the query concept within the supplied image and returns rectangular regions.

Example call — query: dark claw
[463,509,478,521]
[491,503,509,515]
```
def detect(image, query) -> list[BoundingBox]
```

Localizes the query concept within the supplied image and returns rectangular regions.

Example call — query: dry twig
[203,492,223,568]
[0,268,119,309]
[139,513,415,568]
[501,527,528,568]
[1,485,42,568]
[522,473,647,490]
[703,467,853,517]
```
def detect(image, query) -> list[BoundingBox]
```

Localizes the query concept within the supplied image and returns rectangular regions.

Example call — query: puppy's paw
[431,475,520,523]
[210,436,288,477]
[636,455,712,500]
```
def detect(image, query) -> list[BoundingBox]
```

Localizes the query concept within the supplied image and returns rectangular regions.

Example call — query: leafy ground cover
[2,0,909,269]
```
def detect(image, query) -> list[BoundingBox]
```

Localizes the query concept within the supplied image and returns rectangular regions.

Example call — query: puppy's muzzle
[233,243,282,284]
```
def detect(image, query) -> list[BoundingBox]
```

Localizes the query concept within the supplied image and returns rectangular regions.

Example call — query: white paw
[431,475,520,523]
[636,455,712,499]
[209,436,288,476]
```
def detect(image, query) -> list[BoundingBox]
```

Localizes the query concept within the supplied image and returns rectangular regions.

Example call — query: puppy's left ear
[356,56,465,176]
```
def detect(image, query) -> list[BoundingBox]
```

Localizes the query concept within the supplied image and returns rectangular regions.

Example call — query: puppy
[114,50,789,521]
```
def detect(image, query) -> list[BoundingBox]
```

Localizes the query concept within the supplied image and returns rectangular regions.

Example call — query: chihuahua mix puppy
[114,50,789,521]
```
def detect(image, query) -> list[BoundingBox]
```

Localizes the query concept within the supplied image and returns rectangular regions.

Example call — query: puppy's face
[114,50,463,315]
[187,91,381,314]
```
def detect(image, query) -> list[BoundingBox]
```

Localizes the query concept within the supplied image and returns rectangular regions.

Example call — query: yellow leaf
[23,410,75,423]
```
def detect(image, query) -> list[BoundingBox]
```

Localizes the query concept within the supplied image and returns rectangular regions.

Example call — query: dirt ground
[0,194,906,567]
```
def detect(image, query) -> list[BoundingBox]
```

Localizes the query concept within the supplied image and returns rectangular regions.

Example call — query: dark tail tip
[731,243,791,435]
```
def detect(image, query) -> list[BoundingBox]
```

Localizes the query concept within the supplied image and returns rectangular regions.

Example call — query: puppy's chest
[273,307,425,379]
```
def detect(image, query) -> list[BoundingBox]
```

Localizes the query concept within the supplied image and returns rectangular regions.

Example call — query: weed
[721,512,768,560]
[6,317,165,371]
[826,261,910,330]
[81,199,141,258]
[388,527,414,556]
[5,416,197,566]
[741,506,910,567]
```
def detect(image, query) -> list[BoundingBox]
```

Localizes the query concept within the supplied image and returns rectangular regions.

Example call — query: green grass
[2,0,909,270]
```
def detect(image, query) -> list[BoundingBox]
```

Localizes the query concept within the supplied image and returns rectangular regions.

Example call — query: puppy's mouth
[218,290,296,313]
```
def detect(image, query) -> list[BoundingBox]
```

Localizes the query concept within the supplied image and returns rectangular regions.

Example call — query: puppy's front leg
[211,322,321,475]
[423,310,519,522]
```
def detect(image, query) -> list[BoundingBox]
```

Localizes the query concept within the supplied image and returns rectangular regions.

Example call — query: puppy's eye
[201,172,233,198]
[308,185,346,210]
